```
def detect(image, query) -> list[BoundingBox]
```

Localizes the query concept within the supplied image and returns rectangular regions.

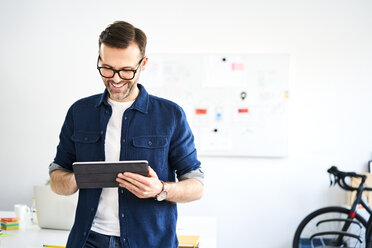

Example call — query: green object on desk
[43,245,66,248]
[0,232,14,237]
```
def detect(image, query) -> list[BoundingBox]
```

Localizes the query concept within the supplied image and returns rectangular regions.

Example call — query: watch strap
[156,180,168,201]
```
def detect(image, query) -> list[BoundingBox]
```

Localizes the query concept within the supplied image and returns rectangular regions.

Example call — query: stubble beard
[106,79,138,101]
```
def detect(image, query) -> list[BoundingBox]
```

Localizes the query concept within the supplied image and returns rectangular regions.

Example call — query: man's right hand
[50,170,78,195]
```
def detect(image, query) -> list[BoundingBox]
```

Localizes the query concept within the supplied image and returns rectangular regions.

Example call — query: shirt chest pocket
[72,131,103,161]
[131,136,168,171]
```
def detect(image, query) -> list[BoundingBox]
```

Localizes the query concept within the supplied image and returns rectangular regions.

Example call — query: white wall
[1,0,372,247]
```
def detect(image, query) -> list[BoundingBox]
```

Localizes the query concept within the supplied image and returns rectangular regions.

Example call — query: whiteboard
[140,54,290,157]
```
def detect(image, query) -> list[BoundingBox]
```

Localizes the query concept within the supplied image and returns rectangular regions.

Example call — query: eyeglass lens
[99,68,135,80]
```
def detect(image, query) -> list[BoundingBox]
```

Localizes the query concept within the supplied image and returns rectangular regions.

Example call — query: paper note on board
[197,126,232,152]
[202,55,246,88]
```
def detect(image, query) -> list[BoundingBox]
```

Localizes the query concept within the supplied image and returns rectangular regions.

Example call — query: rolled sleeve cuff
[49,162,73,175]
[178,168,205,185]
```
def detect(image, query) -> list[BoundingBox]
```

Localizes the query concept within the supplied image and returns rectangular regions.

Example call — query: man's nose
[112,72,122,83]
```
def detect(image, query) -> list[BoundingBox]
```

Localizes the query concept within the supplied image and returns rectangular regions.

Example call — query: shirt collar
[95,83,149,114]
[96,89,109,107]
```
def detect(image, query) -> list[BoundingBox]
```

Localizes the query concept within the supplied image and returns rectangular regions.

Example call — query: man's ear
[141,56,148,71]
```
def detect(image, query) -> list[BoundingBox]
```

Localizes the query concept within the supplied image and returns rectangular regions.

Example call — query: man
[49,21,204,248]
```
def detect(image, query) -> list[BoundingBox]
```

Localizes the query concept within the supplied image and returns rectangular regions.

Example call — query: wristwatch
[156,180,168,201]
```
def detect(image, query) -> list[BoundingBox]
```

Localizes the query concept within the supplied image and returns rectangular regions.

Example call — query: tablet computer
[72,160,148,189]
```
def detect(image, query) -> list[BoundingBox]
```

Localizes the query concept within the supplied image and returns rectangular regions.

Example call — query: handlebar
[327,166,372,191]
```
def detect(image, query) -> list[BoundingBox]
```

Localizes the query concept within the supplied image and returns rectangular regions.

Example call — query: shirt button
[121,213,125,218]
[91,208,94,212]
[124,116,127,120]
[84,137,88,141]
[121,189,124,194]
[122,139,125,143]
[123,238,126,242]
[83,231,87,236]
[148,141,152,146]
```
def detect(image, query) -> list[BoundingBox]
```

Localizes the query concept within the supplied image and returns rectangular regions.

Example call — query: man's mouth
[110,81,127,89]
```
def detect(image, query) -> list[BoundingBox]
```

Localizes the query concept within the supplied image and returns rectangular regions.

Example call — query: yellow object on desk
[1,217,20,230]
[43,235,201,248]
[178,235,200,248]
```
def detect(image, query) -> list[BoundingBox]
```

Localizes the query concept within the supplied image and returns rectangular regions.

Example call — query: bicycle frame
[334,177,372,246]
[351,184,372,214]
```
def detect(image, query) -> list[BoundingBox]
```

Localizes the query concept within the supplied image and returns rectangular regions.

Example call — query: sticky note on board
[238,108,249,113]
[195,109,207,115]
[284,91,289,98]
[232,62,244,71]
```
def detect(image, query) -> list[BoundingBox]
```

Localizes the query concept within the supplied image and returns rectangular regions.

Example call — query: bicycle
[293,166,372,248]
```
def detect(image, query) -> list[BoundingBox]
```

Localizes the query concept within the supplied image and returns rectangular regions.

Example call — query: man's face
[98,43,147,102]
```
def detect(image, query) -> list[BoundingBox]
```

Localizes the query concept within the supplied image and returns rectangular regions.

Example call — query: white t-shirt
[90,98,134,236]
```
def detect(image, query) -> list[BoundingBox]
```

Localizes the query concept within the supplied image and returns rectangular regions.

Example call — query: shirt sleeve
[178,168,205,184]
[52,105,76,171]
[49,162,73,175]
[169,105,202,179]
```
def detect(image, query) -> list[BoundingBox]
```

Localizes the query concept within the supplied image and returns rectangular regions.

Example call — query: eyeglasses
[97,56,144,80]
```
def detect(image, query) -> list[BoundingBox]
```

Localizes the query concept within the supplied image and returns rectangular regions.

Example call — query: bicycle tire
[293,206,368,248]
[365,220,372,248]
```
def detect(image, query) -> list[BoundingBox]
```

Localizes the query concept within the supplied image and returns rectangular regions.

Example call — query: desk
[0,211,216,248]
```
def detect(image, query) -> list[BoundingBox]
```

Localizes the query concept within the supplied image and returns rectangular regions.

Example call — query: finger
[148,166,158,178]
[117,178,150,198]
[118,173,153,194]
[118,172,140,179]
[117,173,139,187]
[122,173,152,189]
[123,171,143,180]
[122,182,143,198]
[116,177,140,191]
[116,177,128,186]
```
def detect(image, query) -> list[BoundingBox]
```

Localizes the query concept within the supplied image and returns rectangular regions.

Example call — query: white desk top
[0,211,216,248]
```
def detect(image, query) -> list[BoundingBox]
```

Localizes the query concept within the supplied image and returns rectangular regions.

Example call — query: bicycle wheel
[365,219,372,248]
[293,206,368,248]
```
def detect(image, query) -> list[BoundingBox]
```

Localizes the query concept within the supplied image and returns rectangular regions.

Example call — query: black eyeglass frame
[97,56,145,80]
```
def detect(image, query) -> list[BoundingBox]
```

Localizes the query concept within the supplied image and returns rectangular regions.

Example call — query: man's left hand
[116,166,163,199]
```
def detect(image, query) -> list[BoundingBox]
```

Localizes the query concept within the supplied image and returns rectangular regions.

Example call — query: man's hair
[99,21,147,57]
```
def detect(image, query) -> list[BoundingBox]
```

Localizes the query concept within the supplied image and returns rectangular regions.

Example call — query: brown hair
[99,21,147,57]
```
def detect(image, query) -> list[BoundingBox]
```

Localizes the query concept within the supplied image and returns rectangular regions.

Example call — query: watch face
[156,191,167,201]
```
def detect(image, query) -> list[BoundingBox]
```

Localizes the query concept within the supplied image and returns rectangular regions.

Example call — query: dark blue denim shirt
[53,84,201,248]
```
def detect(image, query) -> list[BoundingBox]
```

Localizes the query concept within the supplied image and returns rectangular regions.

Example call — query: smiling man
[49,21,204,248]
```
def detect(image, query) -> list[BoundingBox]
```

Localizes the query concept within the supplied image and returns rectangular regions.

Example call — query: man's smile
[110,81,127,89]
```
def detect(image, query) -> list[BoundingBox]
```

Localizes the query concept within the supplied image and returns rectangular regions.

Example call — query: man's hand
[116,166,163,199]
